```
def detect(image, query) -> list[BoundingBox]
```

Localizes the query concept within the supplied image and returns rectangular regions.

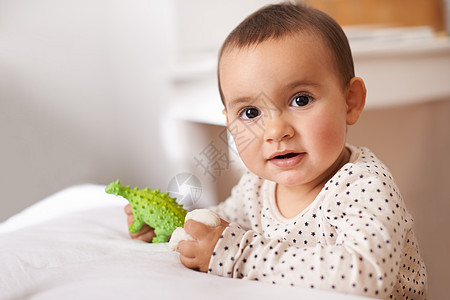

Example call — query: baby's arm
[210,224,393,297]
[124,204,156,242]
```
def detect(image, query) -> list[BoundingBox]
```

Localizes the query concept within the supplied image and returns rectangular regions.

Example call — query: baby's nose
[263,116,294,143]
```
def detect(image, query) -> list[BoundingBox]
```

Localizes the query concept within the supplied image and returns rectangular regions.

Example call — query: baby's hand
[178,218,228,273]
[124,204,156,242]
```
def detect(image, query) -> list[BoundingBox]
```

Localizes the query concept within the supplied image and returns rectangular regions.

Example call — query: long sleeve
[209,171,262,231]
[208,147,427,299]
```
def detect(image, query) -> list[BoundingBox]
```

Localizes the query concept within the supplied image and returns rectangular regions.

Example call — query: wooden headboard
[302,0,445,31]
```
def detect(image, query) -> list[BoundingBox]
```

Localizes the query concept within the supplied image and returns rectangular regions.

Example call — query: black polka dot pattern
[209,146,427,299]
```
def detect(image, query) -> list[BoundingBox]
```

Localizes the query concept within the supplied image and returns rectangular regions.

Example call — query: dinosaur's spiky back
[105,180,187,243]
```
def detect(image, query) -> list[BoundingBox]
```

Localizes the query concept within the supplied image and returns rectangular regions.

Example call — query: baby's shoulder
[321,146,413,229]
[324,146,401,198]
[343,146,395,182]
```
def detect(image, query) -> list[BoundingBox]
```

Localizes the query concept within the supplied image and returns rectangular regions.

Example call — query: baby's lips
[268,149,302,160]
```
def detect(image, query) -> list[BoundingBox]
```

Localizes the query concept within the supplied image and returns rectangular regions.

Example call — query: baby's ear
[345,77,366,125]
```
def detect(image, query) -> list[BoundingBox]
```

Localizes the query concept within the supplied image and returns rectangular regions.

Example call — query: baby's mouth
[269,151,305,168]
[272,152,300,159]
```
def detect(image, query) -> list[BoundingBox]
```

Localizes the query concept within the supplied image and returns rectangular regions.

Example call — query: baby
[124,3,427,299]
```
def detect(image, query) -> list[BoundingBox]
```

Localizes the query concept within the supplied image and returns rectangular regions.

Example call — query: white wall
[0,0,176,221]
[0,0,277,221]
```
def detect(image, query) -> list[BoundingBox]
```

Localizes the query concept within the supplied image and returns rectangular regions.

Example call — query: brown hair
[218,3,354,104]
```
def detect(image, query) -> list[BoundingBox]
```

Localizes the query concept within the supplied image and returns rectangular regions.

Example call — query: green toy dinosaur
[105,180,187,243]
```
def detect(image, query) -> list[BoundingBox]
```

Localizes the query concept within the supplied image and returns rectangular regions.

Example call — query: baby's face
[219,33,351,188]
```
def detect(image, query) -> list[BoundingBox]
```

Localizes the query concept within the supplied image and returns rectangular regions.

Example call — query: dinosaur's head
[105,179,123,196]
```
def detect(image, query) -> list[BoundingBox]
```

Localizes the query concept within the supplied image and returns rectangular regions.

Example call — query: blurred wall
[0,0,176,221]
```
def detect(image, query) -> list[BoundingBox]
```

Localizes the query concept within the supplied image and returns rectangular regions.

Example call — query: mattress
[0,184,370,299]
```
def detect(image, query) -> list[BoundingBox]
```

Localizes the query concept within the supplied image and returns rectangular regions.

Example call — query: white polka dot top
[209,145,427,299]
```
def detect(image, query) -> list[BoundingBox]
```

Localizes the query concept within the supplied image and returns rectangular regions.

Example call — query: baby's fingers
[179,255,200,271]
[178,240,197,258]
[179,240,202,271]
[124,204,132,215]
[127,213,135,225]
[130,224,155,242]
[184,219,210,240]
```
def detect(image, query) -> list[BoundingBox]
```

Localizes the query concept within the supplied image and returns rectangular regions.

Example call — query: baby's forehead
[219,32,333,69]
[222,31,329,57]
[218,30,342,84]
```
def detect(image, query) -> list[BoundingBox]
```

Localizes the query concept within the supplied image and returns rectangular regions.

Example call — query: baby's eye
[290,94,314,107]
[239,107,261,120]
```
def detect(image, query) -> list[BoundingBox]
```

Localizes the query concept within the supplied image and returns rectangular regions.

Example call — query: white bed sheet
[0,185,371,299]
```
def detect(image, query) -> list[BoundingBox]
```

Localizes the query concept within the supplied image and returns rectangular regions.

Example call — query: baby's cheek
[231,124,261,155]
[234,135,263,177]
[312,117,346,153]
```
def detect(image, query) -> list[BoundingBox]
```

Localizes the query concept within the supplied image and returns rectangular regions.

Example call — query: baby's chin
[259,169,309,187]
[273,175,307,187]
[243,161,313,187]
